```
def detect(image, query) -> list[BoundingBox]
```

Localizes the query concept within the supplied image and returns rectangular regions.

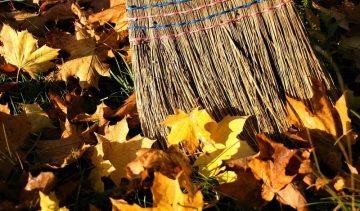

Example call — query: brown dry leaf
[286,80,357,142]
[87,0,127,33]
[0,111,31,152]
[24,172,55,192]
[21,103,53,133]
[276,183,308,211]
[48,91,96,122]
[34,136,88,168]
[73,102,109,127]
[34,119,91,167]
[217,158,265,209]
[50,23,110,89]
[107,93,139,128]
[0,63,17,74]
[126,146,194,193]
[21,2,75,35]
[0,24,59,79]
[248,134,298,201]
[111,172,203,211]
[90,118,155,187]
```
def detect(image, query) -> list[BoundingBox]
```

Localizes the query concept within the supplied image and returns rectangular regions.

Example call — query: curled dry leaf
[111,172,203,211]
[0,24,59,79]
[24,172,55,192]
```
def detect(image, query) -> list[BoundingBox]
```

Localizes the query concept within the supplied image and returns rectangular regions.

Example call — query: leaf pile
[0,0,359,210]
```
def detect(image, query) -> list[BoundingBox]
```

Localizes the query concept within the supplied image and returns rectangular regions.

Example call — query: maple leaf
[90,118,155,188]
[0,24,59,79]
[194,115,254,183]
[111,172,204,211]
[39,191,69,211]
[162,108,215,154]
[21,103,53,133]
[248,134,298,202]
[47,24,110,88]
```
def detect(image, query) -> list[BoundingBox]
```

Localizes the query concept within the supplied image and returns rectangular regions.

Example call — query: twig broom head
[127,0,337,146]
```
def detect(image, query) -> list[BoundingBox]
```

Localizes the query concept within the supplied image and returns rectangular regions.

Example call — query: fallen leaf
[34,136,88,167]
[194,115,253,183]
[334,176,345,191]
[126,146,194,192]
[48,23,110,88]
[21,103,53,133]
[108,93,139,127]
[90,118,155,186]
[276,183,308,210]
[111,172,203,211]
[24,172,55,192]
[286,80,358,145]
[0,111,31,152]
[87,1,127,32]
[217,158,265,209]
[248,134,298,201]
[0,24,59,79]
[162,108,215,154]
[39,191,69,211]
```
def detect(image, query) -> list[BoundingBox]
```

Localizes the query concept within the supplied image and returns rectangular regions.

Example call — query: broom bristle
[127,0,336,145]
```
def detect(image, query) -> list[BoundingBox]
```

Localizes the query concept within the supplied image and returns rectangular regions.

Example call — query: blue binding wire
[128,0,264,30]
[127,0,192,11]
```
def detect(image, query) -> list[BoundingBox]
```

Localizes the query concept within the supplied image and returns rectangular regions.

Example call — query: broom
[126,0,337,146]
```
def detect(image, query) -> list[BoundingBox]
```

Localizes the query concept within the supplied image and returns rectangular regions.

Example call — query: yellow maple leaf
[111,172,204,211]
[194,116,254,183]
[39,191,69,211]
[21,103,53,133]
[0,24,59,79]
[90,118,155,188]
[162,108,215,154]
